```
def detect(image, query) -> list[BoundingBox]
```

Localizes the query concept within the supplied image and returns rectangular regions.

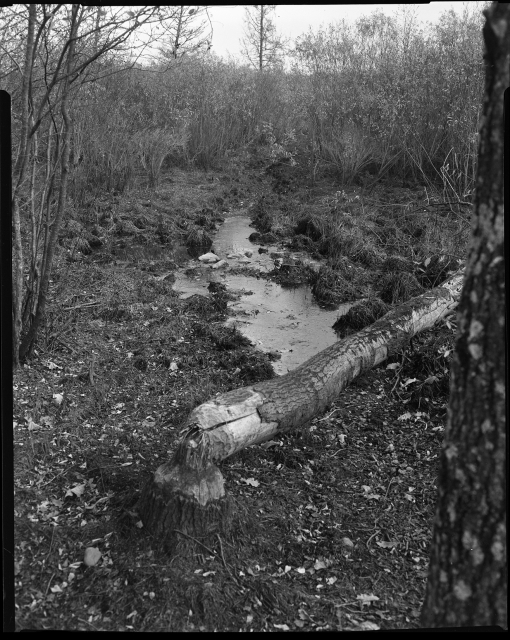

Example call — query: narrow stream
[173,214,352,375]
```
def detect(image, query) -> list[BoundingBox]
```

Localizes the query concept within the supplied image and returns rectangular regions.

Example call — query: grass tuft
[333,297,391,336]
[377,271,425,304]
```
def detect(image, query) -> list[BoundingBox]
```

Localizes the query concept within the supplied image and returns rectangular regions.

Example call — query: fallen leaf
[341,537,354,548]
[326,576,337,585]
[314,559,328,570]
[84,547,101,566]
[376,540,397,549]
[296,567,306,574]
[241,478,260,487]
[356,593,380,606]
[261,440,280,450]
[359,620,380,630]
[386,362,400,370]
[273,624,290,630]
[66,483,86,498]
[398,412,412,421]
[27,419,42,431]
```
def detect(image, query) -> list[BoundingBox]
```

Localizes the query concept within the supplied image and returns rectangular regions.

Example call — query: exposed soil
[14,155,462,631]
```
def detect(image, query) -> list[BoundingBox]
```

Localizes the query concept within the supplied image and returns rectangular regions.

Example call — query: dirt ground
[13,157,460,631]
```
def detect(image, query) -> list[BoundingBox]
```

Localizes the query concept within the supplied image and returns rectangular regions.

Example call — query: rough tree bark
[140,272,463,543]
[420,3,507,629]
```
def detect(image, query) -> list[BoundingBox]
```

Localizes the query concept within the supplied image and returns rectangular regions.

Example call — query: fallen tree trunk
[139,272,463,544]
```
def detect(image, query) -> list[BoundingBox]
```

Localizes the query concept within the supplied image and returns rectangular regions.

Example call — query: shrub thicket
[58,5,486,202]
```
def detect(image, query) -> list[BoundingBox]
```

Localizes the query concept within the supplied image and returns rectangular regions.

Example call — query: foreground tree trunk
[420,3,507,629]
[140,273,463,544]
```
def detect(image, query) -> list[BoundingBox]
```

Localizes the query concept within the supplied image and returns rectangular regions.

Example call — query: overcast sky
[205,3,484,62]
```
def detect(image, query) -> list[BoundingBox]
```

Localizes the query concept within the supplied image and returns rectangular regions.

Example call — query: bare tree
[158,6,212,60]
[4,5,197,365]
[420,2,507,628]
[240,5,287,70]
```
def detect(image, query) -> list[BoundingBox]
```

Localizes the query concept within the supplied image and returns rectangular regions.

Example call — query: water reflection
[173,215,352,375]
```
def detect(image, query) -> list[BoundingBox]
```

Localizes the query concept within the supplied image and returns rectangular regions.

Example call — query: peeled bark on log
[140,272,463,543]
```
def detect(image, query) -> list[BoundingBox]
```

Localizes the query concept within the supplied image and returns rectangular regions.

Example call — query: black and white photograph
[1,2,506,631]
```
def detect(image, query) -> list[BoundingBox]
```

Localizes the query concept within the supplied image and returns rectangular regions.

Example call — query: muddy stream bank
[173,214,352,375]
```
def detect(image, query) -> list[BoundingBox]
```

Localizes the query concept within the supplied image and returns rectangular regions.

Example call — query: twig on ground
[172,529,216,556]
[77,617,101,631]
[384,477,397,501]
[63,301,99,311]
[318,408,341,422]
[366,530,381,549]
[44,572,56,597]
[216,533,230,572]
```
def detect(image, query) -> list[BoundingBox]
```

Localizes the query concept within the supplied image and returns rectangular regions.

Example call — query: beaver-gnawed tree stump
[139,273,463,547]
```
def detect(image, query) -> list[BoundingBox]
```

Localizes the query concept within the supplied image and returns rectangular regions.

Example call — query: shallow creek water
[173,215,352,375]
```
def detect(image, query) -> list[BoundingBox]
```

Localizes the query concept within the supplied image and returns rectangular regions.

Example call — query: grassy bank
[251,159,467,312]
